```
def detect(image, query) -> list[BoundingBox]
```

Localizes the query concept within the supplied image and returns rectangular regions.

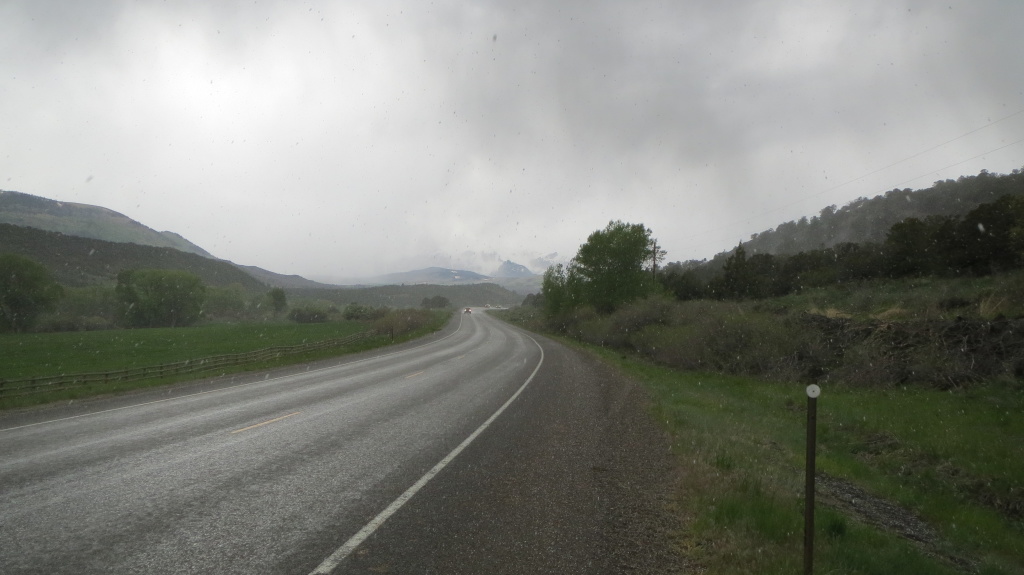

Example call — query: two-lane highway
[0,311,547,574]
[1,311,683,574]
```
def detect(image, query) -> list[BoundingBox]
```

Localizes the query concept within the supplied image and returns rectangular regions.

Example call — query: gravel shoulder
[336,330,689,574]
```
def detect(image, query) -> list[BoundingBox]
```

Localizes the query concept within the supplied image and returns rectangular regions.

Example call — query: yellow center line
[405,371,425,379]
[231,411,302,434]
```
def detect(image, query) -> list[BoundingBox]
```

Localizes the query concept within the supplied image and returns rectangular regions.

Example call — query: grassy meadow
[1,310,450,409]
[0,321,366,379]
[615,356,1024,574]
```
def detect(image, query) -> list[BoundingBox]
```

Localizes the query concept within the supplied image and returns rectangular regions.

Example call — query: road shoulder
[335,333,689,573]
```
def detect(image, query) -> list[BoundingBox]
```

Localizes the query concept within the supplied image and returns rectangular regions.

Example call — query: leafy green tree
[288,305,328,323]
[421,295,451,309]
[0,254,63,332]
[521,292,545,307]
[570,220,663,313]
[658,262,706,301]
[205,285,248,321]
[541,262,582,316]
[884,217,943,277]
[779,249,837,290]
[115,269,205,328]
[956,195,1024,275]
[45,285,119,331]
[832,242,884,282]
[268,288,287,314]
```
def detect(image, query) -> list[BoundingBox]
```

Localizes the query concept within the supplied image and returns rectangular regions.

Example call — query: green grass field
[592,348,1024,574]
[0,312,450,409]
[0,321,369,379]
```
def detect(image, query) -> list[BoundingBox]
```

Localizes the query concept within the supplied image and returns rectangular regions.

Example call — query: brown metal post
[804,384,820,575]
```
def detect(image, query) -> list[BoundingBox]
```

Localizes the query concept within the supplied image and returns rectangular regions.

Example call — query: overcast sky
[2,0,1022,280]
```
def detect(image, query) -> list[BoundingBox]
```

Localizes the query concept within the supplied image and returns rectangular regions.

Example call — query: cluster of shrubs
[372,308,438,339]
[539,295,1024,389]
[515,192,1024,389]
[287,302,441,340]
[287,305,335,323]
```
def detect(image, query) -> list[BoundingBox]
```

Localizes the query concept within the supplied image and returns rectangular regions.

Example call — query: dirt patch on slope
[817,473,979,572]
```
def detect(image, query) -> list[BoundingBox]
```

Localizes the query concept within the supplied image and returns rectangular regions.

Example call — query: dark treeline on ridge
[659,168,1024,301]
[739,168,1024,257]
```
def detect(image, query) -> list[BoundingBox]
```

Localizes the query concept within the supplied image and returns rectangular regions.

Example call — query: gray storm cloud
[1,0,1022,279]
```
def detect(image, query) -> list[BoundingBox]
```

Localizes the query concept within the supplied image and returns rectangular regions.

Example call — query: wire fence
[0,330,376,398]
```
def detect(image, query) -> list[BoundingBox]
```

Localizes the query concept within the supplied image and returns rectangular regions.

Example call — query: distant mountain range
[370,267,494,285]
[366,264,542,292]
[0,189,542,294]
[491,260,535,278]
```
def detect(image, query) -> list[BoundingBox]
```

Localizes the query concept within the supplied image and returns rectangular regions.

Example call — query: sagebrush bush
[374,308,437,338]
[608,295,677,334]
[288,306,330,323]
[621,301,827,381]
[521,274,1024,388]
[544,306,600,339]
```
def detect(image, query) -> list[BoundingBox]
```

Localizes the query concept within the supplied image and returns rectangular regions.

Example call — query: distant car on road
[464,308,472,313]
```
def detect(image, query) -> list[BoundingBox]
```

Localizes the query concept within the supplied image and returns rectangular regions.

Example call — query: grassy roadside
[592,350,1023,574]
[1,311,451,410]
[494,305,1023,574]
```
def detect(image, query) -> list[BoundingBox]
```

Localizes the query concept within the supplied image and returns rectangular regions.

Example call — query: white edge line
[309,333,545,575]
[0,314,466,433]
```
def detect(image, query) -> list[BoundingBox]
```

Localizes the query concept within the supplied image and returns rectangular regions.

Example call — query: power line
[892,137,1024,188]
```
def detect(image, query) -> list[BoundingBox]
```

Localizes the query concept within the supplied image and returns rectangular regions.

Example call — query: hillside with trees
[659,190,1024,302]
[516,173,1024,390]
[729,168,1024,261]
[0,223,265,290]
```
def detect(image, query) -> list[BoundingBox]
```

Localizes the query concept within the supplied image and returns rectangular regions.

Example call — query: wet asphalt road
[0,311,680,574]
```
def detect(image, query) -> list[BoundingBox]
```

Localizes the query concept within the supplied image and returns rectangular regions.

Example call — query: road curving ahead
[0,311,682,574]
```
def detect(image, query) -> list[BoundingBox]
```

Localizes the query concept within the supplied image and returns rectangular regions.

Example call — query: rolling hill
[0,223,266,290]
[370,267,494,285]
[0,190,214,257]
